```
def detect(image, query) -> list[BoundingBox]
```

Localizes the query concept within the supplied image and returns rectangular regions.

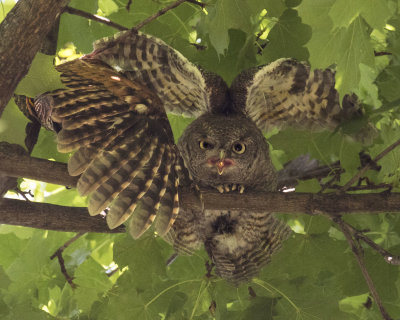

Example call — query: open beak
[217,160,225,175]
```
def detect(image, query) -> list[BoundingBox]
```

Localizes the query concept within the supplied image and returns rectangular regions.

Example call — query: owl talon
[238,185,245,194]
[224,184,230,192]
[231,184,237,191]
[216,185,224,193]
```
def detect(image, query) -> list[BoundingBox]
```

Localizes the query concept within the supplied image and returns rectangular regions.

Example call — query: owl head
[177,114,277,191]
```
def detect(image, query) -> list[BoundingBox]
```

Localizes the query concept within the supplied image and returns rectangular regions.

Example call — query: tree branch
[1,142,400,215]
[50,232,85,288]
[332,216,393,320]
[0,198,125,233]
[0,0,69,115]
[0,142,78,188]
[133,0,198,31]
[64,7,128,31]
[341,138,400,192]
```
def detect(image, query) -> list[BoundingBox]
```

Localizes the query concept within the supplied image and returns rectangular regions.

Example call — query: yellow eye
[199,140,214,150]
[232,142,246,154]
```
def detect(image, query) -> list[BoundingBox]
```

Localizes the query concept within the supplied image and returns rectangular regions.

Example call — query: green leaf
[298,1,375,97]
[201,0,265,55]
[73,257,113,313]
[0,0,16,22]
[98,0,119,16]
[261,9,311,63]
[15,53,64,97]
[0,101,29,147]
[329,0,392,30]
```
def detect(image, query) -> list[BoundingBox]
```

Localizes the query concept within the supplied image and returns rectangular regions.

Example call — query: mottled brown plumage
[33,29,364,284]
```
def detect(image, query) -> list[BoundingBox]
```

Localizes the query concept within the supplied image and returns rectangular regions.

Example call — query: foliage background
[1,0,400,318]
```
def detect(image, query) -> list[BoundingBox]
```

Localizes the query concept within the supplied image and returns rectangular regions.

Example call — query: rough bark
[0,198,125,233]
[0,0,70,115]
[1,191,400,233]
[1,142,400,233]
[0,142,78,188]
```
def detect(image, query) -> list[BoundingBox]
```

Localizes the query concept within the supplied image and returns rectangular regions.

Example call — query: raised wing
[89,30,228,117]
[35,58,182,239]
[230,58,362,132]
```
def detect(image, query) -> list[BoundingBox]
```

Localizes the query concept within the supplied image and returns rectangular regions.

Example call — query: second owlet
[33,30,362,284]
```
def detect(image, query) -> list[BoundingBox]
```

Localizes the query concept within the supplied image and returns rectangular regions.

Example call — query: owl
[32,30,362,284]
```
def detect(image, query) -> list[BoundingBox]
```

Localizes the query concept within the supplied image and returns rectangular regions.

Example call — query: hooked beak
[217,150,226,175]
[217,161,225,175]
[208,150,234,176]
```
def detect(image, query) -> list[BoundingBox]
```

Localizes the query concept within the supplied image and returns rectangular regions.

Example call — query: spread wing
[32,30,230,239]
[230,58,362,132]
[90,30,228,117]
[35,58,181,239]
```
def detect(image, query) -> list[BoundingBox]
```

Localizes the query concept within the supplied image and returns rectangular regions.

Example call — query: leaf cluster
[1,0,400,319]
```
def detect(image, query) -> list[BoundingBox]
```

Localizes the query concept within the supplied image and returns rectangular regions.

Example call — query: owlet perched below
[32,30,363,284]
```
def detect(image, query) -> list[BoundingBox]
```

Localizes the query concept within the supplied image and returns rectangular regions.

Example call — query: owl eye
[199,140,214,150]
[232,142,246,154]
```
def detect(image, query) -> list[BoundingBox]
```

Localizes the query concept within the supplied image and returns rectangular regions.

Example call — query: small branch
[342,222,400,266]
[133,0,192,31]
[126,0,132,11]
[0,198,125,233]
[332,216,393,320]
[50,232,85,288]
[64,7,128,31]
[340,138,400,193]
[185,0,206,8]
[0,141,78,188]
[374,51,392,57]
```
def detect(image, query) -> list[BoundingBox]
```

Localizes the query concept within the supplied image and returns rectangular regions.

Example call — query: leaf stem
[190,280,209,319]
[145,279,202,308]
[252,278,299,313]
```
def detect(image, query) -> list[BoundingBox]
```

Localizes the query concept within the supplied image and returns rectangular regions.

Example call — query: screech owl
[32,29,363,284]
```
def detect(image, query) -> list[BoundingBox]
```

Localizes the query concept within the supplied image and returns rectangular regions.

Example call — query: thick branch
[186,191,400,214]
[2,144,400,215]
[0,142,78,187]
[0,0,69,115]
[1,191,400,234]
[0,198,125,233]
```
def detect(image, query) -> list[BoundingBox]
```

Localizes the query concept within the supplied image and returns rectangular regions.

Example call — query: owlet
[32,30,362,284]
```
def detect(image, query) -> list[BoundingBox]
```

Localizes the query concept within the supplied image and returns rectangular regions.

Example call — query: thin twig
[64,6,128,31]
[342,221,400,266]
[340,138,400,193]
[374,51,392,57]
[186,0,206,8]
[133,0,191,31]
[50,232,85,288]
[126,0,132,11]
[13,188,33,201]
[332,216,393,320]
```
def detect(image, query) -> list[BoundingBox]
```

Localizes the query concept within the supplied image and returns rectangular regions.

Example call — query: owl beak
[217,150,226,175]
[207,151,233,175]
[217,161,225,175]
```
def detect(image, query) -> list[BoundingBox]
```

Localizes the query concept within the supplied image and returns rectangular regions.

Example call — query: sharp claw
[231,184,237,191]
[239,185,245,194]
[216,185,224,193]
[224,184,230,192]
